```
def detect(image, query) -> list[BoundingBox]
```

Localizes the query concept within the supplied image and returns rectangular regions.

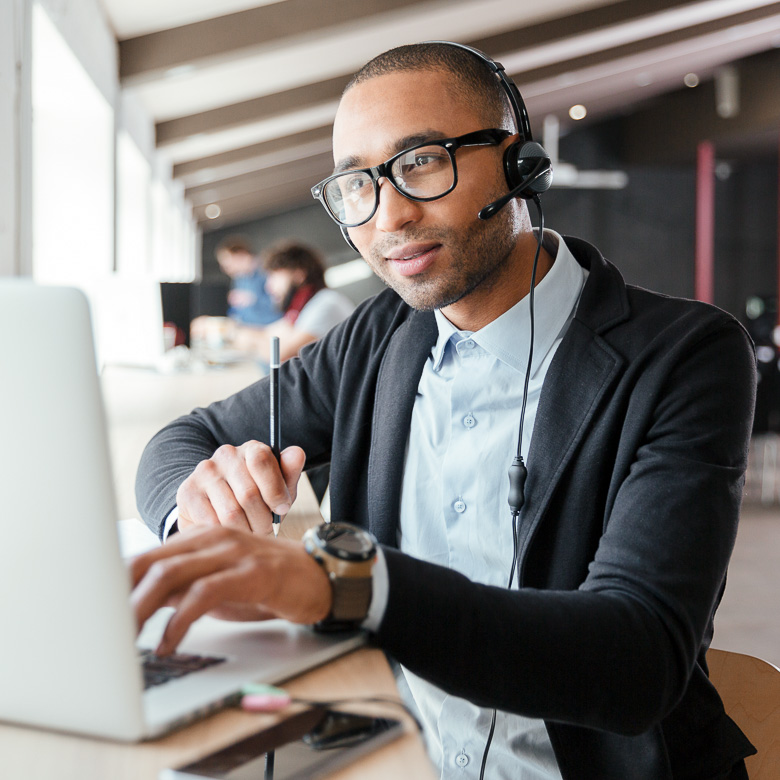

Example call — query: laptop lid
[0,280,148,739]
[0,281,363,742]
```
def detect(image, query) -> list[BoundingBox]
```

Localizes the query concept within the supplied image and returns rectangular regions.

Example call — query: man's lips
[384,243,441,277]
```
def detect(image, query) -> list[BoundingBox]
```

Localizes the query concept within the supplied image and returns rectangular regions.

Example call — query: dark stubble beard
[366,205,518,312]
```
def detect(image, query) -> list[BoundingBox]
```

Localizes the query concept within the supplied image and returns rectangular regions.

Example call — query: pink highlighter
[240,683,292,712]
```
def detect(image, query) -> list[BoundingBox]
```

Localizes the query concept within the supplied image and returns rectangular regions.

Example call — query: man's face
[332,69,520,313]
[265,268,305,308]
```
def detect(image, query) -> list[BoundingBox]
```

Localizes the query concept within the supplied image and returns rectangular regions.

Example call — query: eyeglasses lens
[392,145,454,198]
[325,172,374,226]
[323,144,456,226]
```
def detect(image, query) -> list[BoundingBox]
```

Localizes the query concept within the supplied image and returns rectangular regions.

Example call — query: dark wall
[542,122,778,324]
[543,165,697,301]
[713,160,778,322]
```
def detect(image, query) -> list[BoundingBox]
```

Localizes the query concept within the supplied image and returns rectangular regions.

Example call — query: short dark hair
[345,42,511,130]
[215,236,254,255]
[263,241,326,291]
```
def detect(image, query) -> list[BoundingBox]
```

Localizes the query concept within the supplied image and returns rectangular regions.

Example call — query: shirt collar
[431,230,585,374]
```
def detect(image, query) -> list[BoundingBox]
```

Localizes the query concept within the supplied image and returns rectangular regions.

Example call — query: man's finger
[223,471,273,535]
[243,441,293,515]
[156,565,271,655]
[131,537,241,630]
[129,527,210,587]
[205,477,254,532]
[176,470,222,532]
[279,446,307,507]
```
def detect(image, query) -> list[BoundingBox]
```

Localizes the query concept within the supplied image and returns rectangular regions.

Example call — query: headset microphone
[478,142,552,220]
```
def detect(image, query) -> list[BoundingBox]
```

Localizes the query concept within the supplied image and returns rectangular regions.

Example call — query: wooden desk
[0,648,435,780]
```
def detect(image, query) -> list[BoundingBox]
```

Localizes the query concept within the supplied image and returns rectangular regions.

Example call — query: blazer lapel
[368,309,438,545]
[518,323,623,562]
[517,242,631,574]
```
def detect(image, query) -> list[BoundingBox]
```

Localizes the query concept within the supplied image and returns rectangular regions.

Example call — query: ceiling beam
[155,0,775,150]
[120,0,446,83]
[156,75,346,146]
[470,0,704,56]
[195,181,326,229]
[185,151,333,206]
[172,125,333,180]
[509,3,780,90]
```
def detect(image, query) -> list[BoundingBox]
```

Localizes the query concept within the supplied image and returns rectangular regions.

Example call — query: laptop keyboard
[139,648,226,690]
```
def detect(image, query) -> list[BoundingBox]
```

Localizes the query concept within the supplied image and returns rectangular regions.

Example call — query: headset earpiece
[504,141,553,199]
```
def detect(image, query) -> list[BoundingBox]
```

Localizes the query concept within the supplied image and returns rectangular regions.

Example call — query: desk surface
[0,647,435,780]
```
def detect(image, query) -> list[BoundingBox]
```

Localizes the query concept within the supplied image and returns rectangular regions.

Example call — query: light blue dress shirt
[384,231,587,779]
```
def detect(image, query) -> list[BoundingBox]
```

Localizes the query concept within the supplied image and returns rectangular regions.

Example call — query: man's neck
[440,236,555,332]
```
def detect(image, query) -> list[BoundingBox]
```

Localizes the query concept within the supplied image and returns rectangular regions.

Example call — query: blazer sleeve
[374,319,756,736]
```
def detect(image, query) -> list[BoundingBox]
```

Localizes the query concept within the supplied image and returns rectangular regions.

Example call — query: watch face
[318,523,375,560]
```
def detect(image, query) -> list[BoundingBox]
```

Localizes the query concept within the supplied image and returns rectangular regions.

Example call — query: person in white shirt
[230,240,355,362]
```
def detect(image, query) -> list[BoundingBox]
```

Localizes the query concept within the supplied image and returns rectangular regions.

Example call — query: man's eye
[413,152,446,167]
[343,176,370,195]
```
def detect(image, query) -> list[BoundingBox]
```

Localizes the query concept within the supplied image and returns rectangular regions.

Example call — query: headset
[335,43,553,780]
[338,41,552,251]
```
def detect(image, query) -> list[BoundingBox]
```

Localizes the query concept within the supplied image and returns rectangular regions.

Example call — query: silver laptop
[0,280,363,742]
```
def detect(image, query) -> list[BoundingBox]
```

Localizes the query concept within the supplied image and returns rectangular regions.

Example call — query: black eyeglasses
[311,128,510,228]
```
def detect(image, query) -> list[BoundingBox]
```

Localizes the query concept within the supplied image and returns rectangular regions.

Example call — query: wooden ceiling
[100,0,780,230]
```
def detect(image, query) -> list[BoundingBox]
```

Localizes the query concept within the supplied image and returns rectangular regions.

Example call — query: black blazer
[138,237,757,778]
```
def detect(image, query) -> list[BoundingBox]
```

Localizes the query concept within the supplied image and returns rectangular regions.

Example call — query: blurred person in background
[231,240,355,362]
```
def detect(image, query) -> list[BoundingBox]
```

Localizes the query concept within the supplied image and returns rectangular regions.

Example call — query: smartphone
[160,709,404,780]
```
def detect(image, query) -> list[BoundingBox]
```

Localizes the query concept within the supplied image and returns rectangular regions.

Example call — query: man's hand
[130,525,331,655]
[176,443,306,536]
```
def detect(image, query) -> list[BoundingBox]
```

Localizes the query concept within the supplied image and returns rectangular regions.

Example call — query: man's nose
[374,179,422,234]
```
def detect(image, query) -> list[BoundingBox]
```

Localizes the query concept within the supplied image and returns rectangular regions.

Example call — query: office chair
[707,648,780,778]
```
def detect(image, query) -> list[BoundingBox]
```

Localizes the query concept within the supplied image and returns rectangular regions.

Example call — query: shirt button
[461,340,475,350]
[463,414,476,428]
[456,751,470,767]
[454,499,466,513]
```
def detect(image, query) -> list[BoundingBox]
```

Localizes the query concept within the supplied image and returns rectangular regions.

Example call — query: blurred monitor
[160,279,231,348]
[160,282,192,347]
[191,278,230,318]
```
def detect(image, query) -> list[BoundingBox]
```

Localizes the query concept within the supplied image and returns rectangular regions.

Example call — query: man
[230,240,355,362]
[133,42,756,779]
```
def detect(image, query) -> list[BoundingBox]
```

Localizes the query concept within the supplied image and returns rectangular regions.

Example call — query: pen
[270,336,281,536]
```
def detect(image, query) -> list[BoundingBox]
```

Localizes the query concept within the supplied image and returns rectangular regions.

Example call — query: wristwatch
[303,522,377,632]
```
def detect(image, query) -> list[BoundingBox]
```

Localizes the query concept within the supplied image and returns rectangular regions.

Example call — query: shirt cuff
[162,506,179,541]
[362,546,389,632]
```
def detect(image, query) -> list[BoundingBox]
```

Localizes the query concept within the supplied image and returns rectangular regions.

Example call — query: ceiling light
[684,73,700,88]
[204,204,221,220]
[715,161,732,181]
[568,104,587,121]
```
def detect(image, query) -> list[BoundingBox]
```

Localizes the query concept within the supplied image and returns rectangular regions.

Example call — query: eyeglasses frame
[311,128,511,228]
